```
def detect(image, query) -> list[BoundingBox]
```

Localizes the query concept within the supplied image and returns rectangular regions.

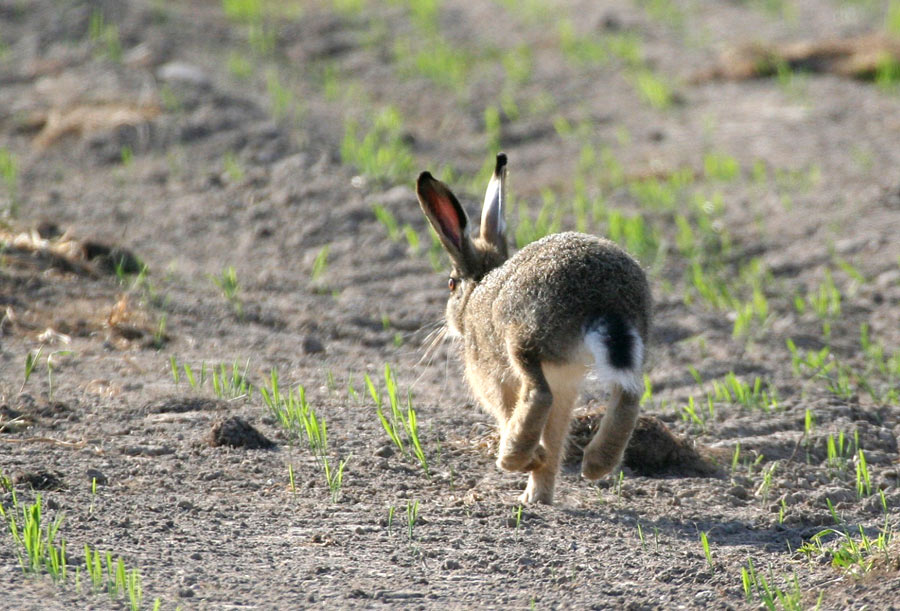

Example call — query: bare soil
[2,1,900,609]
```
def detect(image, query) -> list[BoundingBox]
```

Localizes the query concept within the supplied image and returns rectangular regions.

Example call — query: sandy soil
[1,1,900,608]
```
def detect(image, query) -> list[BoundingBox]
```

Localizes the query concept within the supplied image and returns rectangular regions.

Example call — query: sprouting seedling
[756,462,777,502]
[150,315,167,349]
[211,266,243,318]
[512,504,523,531]
[730,442,741,475]
[406,499,419,540]
[223,151,244,182]
[740,558,757,602]
[826,498,841,525]
[2,493,68,581]
[0,147,19,217]
[347,375,360,403]
[324,455,348,503]
[700,531,714,570]
[640,373,653,405]
[688,365,703,385]
[169,355,179,385]
[373,204,401,241]
[856,449,871,498]
[387,506,396,534]
[183,363,197,389]
[88,9,122,61]
[22,345,43,391]
[404,392,429,476]
[679,396,706,432]
[126,567,143,611]
[311,245,330,283]
[288,464,296,495]
[402,225,420,253]
[636,522,646,551]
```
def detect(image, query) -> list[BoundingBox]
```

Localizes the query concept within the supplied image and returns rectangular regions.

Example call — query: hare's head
[416,154,509,336]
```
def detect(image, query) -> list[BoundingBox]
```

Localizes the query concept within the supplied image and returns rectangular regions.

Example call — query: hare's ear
[416,172,473,271]
[479,153,507,249]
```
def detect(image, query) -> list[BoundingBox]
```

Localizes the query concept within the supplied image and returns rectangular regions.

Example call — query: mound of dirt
[208,416,274,450]
[568,403,721,477]
[13,470,65,491]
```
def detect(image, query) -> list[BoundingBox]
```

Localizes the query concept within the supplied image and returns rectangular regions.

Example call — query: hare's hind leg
[519,361,585,504]
[580,318,644,481]
[497,344,552,474]
[581,384,639,480]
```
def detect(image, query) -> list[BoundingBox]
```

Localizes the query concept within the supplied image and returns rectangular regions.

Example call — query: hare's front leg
[497,346,551,473]
[520,361,587,504]
[519,394,575,504]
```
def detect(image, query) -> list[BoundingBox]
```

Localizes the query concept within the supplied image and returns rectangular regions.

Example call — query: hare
[415,153,652,504]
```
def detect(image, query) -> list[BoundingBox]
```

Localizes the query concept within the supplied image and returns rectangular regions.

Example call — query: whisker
[418,324,447,365]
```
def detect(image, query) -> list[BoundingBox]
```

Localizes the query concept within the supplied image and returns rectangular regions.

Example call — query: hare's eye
[448,277,457,292]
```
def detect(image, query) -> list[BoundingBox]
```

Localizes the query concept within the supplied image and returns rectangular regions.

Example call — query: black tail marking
[590,314,634,370]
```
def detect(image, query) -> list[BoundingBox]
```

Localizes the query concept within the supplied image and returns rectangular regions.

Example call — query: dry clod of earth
[30,103,161,150]
[12,470,65,491]
[695,33,900,82]
[209,416,275,450]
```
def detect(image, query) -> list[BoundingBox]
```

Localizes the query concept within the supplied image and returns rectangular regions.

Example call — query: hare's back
[483,232,650,349]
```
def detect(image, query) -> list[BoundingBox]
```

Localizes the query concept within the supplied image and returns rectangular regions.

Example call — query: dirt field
[2,1,900,608]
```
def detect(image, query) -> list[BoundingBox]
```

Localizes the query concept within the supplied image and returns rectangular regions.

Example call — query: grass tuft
[341,107,415,183]
[366,364,429,476]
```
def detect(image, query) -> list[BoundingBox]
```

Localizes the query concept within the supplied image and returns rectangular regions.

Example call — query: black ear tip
[417,171,435,188]
[495,153,507,174]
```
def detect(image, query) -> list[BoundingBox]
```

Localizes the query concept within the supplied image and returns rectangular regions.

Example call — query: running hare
[416,153,652,504]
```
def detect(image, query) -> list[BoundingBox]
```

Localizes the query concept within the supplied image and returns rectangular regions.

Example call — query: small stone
[156,61,210,87]
[816,486,855,505]
[86,469,108,486]
[302,335,325,354]
[728,485,749,500]
[36,221,61,239]
[443,559,461,570]
[121,445,175,457]
[731,475,753,488]
[375,445,395,458]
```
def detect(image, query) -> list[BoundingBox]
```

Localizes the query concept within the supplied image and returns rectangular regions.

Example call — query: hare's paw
[497,438,546,472]
[581,448,618,481]
[519,474,555,505]
[519,486,553,505]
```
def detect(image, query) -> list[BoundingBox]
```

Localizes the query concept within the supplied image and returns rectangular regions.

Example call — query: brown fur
[416,155,652,504]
